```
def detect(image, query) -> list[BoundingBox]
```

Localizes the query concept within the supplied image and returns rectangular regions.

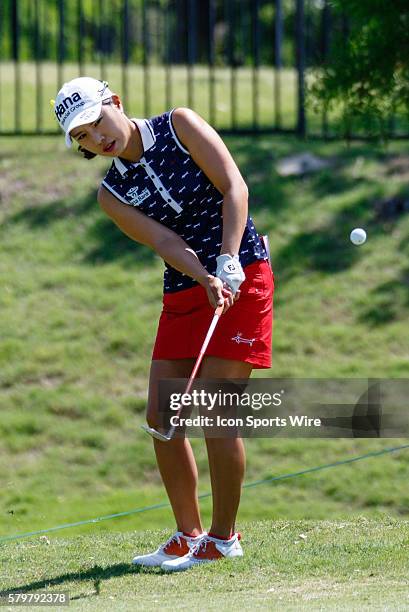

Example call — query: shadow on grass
[275,228,355,277]
[304,166,366,200]
[234,137,386,213]
[0,562,166,600]
[356,228,409,327]
[82,215,156,265]
[1,189,156,267]
[3,136,408,279]
[3,188,97,225]
[272,195,381,282]
[357,268,409,327]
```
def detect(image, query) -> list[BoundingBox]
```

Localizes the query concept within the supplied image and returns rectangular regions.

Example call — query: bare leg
[146,359,203,536]
[199,357,252,538]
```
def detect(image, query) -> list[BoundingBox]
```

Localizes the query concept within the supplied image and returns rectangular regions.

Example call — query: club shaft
[168,304,223,436]
[185,309,222,395]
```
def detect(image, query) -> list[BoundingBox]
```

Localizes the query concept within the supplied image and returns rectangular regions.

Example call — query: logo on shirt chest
[126,186,151,206]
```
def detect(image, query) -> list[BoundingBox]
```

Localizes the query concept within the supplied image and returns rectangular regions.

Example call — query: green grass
[1,133,409,546]
[1,519,409,610]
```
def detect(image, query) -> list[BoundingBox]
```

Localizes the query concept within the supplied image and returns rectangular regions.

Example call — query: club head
[141,424,172,442]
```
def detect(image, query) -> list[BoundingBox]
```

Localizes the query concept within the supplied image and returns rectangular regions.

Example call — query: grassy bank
[1,134,408,539]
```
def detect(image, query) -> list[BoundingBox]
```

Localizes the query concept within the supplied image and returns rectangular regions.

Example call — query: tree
[310,0,409,137]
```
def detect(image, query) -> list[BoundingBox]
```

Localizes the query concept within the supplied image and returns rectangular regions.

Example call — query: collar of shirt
[113,117,155,176]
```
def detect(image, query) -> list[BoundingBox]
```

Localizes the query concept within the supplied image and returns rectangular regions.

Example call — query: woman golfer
[54,77,273,572]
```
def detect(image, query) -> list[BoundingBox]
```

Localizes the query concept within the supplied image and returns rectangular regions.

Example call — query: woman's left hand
[200,274,235,314]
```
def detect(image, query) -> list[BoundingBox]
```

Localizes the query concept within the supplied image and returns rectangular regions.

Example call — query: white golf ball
[350,228,367,245]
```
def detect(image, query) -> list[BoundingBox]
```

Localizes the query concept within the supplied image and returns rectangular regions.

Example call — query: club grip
[214,303,224,317]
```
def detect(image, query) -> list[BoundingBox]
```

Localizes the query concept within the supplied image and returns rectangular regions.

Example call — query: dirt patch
[0,177,29,207]
[383,154,409,181]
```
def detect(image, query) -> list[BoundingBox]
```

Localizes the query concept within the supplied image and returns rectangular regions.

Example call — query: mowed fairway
[1,520,409,610]
[1,128,409,608]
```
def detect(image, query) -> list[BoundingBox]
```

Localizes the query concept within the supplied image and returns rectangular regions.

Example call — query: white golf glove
[216,254,245,295]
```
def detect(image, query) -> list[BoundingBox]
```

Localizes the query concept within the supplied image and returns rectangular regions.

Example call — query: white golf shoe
[161,532,243,572]
[132,531,205,568]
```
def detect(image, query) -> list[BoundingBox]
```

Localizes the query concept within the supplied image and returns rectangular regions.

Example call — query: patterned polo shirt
[101,110,267,293]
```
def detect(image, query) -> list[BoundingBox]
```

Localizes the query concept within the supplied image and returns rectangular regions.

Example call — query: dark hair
[78,146,97,160]
[76,98,114,160]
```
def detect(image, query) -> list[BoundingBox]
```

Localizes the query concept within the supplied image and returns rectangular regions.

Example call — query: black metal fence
[0,0,399,138]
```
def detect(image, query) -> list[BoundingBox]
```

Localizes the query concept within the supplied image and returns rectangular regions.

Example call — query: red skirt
[152,259,274,368]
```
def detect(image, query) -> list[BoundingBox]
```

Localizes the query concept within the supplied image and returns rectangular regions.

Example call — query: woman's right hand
[201,275,234,314]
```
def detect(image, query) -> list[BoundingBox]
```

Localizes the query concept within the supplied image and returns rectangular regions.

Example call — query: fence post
[0,0,3,132]
[78,0,84,76]
[122,0,129,110]
[341,10,351,140]
[295,0,306,137]
[252,0,260,131]
[227,0,237,130]
[208,0,216,127]
[98,0,106,81]
[12,0,21,132]
[187,0,196,109]
[321,0,330,138]
[57,0,65,88]
[142,0,150,117]
[34,0,42,133]
[165,0,172,110]
[274,0,283,130]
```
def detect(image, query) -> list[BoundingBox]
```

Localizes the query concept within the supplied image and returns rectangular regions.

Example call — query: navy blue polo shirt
[101,110,267,293]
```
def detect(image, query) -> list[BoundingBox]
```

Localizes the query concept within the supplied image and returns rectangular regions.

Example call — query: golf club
[142,303,224,442]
